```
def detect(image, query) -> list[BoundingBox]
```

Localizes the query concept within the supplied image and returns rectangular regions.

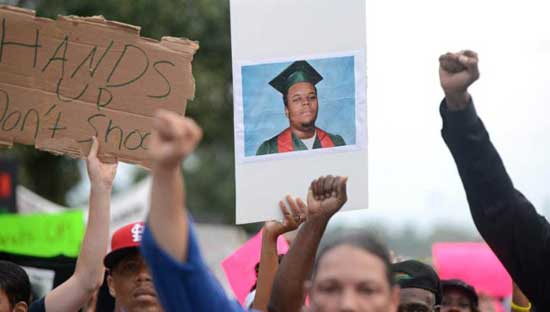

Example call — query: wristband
[511,301,531,312]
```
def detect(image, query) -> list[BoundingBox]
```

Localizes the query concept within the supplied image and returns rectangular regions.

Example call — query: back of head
[314,230,394,286]
[0,260,31,307]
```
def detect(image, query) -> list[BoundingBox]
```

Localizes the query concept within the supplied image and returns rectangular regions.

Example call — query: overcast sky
[335,0,550,232]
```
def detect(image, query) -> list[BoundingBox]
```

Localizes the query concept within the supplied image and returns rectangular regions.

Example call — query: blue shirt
[28,298,45,312]
[141,222,250,312]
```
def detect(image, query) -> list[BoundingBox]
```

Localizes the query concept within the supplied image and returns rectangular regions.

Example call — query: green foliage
[9,0,238,223]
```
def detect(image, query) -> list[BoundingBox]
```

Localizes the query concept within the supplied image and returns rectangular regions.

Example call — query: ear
[13,301,28,312]
[107,274,116,298]
[284,105,289,117]
[389,285,400,312]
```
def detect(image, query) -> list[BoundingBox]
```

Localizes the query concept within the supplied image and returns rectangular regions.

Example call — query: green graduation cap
[269,60,323,94]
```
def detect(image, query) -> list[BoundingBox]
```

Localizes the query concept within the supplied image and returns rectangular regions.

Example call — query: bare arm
[148,110,202,262]
[269,176,347,312]
[252,201,305,311]
[45,137,117,311]
[512,282,531,312]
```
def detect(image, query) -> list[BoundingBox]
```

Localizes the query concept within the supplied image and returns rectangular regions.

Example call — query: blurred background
[1,0,550,263]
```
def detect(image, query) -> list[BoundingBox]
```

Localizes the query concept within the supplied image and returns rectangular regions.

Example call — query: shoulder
[330,134,346,146]
[256,134,281,155]
[318,128,346,146]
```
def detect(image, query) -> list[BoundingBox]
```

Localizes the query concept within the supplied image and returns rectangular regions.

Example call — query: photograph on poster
[237,53,363,161]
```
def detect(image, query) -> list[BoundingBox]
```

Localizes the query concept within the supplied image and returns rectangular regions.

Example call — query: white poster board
[230,0,367,224]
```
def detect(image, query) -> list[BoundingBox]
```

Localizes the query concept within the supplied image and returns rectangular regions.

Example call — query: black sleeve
[440,98,550,309]
[28,297,46,312]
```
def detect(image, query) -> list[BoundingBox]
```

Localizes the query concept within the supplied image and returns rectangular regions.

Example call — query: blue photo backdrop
[242,55,356,157]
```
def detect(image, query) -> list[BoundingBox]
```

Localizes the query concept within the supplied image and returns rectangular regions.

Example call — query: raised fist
[439,50,480,110]
[149,110,203,169]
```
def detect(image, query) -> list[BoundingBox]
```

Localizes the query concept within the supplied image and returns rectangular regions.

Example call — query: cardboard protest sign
[221,229,289,305]
[0,6,198,166]
[230,0,367,223]
[0,209,84,257]
[432,242,512,297]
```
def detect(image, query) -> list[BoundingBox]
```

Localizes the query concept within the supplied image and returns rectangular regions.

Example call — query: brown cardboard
[0,5,199,166]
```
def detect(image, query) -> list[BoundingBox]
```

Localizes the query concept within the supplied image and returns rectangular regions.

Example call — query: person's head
[308,231,399,312]
[440,280,478,312]
[0,260,31,312]
[392,260,442,312]
[270,60,323,132]
[104,222,162,312]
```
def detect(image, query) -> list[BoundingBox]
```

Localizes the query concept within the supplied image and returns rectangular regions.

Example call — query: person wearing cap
[440,279,479,312]
[438,50,549,310]
[256,60,346,155]
[393,260,442,312]
[104,222,163,312]
[9,137,117,312]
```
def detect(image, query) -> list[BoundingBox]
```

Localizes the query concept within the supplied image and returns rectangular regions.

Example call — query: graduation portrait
[235,53,362,161]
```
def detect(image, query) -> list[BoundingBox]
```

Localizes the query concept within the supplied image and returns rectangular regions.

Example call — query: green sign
[0,210,84,257]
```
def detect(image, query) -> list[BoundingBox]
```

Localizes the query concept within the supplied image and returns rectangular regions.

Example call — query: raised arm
[269,175,347,312]
[147,110,202,262]
[142,110,247,311]
[44,137,117,311]
[439,51,550,307]
[252,201,305,311]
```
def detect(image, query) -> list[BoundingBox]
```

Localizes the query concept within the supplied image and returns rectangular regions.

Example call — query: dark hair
[0,260,31,308]
[282,85,318,107]
[312,230,395,287]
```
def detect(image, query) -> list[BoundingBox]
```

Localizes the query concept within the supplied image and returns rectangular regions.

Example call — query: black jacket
[441,99,550,309]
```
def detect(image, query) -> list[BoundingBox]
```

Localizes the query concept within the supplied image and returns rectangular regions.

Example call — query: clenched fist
[439,50,480,110]
[149,110,203,169]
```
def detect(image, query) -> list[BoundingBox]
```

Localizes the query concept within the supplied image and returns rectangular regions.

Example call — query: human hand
[86,137,117,189]
[264,196,307,239]
[149,110,203,170]
[306,175,348,222]
[439,50,480,110]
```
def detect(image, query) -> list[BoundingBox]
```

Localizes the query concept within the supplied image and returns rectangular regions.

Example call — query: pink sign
[221,229,289,305]
[432,242,512,298]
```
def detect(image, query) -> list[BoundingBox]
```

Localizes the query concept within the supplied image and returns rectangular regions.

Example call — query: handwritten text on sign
[0,6,198,166]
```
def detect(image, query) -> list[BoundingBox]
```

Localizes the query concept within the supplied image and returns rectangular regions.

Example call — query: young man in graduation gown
[256,60,346,155]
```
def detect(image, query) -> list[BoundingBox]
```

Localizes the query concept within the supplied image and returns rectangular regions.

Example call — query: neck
[290,126,316,139]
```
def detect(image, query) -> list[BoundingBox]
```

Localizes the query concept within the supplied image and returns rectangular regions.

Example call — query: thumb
[338,177,348,200]
[88,136,99,159]
[458,50,479,72]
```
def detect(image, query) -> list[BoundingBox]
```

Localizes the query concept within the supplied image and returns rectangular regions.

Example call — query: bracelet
[511,301,531,312]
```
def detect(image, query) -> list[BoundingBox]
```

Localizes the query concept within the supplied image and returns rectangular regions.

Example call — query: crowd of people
[0,50,545,312]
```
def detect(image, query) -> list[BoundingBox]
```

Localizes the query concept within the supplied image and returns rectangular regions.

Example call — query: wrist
[304,215,330,230]
[262,232,279,246]
[444,91,471,111]
[90,182,113,192]
[153,163,181,176]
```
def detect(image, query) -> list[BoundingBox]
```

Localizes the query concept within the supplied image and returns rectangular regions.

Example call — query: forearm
[149,164,189,262]
[269,219,328,312]
[76,184,111,285]
[44,184,111,311]
[441,98,550,303]
[252,232,280,311]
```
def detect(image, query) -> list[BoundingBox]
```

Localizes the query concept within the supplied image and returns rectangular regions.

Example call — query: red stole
[276,128,335,153]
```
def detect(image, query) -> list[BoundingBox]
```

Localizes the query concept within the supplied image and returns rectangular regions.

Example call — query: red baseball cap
[104,222,145,269]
